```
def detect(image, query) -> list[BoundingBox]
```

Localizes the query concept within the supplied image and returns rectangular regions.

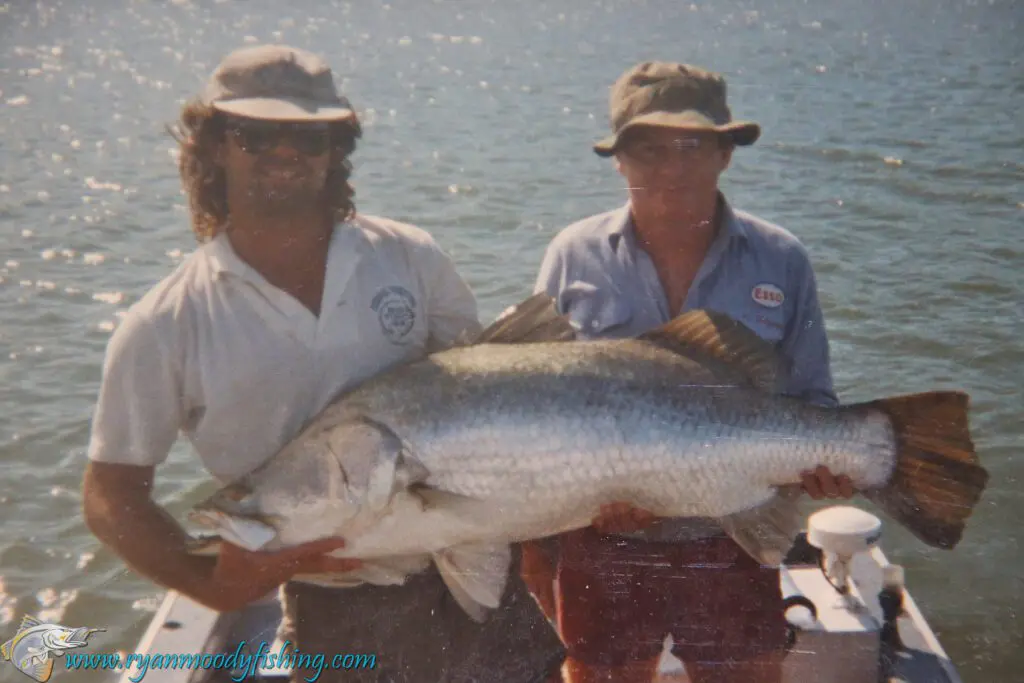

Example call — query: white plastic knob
[807,506,882,557]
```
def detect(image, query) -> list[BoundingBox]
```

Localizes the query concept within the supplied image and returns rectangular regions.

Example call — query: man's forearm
[83,462,361,613]
[83,486,229,609]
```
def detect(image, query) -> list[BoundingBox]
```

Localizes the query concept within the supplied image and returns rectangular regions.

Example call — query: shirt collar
[605,192,749,253]
[205,232,249,281]
[203,220,368,283]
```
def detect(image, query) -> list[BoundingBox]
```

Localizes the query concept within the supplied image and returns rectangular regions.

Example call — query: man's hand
[800,465,856,500]
[207,537,362,611]
[591,502,657,534]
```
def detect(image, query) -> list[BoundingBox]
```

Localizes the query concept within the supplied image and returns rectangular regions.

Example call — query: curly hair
[168,100,362,243]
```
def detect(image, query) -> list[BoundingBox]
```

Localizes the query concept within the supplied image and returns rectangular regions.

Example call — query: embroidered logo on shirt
[751,283,785,308]
[371,286,417,344]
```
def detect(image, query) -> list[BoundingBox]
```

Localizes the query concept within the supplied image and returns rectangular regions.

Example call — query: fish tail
[862,391,988,550]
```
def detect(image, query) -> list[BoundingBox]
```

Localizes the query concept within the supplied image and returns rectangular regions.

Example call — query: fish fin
[395,450,430,489]
[860,391,988,549]
[367,446,430,512]
[470,293,576,345]
[292,573,366,588]
[715,486,805,566]
[407,486,510,620]
[32,658,54,682]
[434,542,512,623]
[341,417,430,511]
[637,309,785,392]
[295,562,411,587]
[333,417,430,513]
[19,615,43,631]
[1,639,12,660]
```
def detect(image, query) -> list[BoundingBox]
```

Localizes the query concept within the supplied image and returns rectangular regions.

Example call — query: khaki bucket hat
[593,62,760,156]
[201,45,355,122]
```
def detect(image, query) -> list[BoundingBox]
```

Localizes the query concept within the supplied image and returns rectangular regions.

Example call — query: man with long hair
[521,61,854,683]
[81,44,564,682]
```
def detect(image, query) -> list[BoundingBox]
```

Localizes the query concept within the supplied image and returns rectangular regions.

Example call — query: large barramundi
[188,294,988,621]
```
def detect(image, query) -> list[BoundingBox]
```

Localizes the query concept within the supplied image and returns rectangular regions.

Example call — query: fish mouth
[187,508,279,552]
[192,482,257,515]
[184,534,223,557]
[61,628,104,648]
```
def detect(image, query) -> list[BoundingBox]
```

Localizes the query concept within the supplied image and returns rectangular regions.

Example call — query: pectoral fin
[295,565,403,588]
[715,486,805,566]
[434,542,512,623]
[30,658,54,683]
[335,417,430,514]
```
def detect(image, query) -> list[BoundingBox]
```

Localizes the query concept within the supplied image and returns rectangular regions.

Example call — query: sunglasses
[225,119,332,157]
[622,136,707,166]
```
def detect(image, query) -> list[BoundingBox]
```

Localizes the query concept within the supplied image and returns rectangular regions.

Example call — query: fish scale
[368,359,895,526]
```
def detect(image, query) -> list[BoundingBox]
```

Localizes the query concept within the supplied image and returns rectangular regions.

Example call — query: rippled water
[1,0,1021,681]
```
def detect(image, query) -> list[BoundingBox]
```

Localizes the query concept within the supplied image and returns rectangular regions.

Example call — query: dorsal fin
[466,293,576,345]
[637,309,785,392]
[19,615,42,630]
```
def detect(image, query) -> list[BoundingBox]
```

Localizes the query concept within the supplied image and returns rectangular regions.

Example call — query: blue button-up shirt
[534,198,838,407]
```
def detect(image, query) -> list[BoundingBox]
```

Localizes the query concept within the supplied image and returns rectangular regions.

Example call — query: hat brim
[212,96,355,122]
[593,110,761,156]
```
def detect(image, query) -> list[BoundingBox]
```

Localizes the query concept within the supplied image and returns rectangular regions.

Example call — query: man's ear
[718,139,734,173]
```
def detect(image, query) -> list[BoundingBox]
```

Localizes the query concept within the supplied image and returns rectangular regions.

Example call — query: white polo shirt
[87,214,481,484]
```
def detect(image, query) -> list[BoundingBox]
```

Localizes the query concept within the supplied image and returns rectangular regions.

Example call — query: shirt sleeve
[781,253,839,407]
[533,239,566,303]
[419,241,483,351]
[86,310,184,467]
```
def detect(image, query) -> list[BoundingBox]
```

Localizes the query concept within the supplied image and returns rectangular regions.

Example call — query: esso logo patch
[751,283,785,308]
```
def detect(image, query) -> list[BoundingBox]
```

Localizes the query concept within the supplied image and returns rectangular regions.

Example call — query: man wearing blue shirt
[522,62,853,683]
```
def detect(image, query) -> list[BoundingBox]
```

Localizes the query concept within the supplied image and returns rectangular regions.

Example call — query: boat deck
[118,542,961,683]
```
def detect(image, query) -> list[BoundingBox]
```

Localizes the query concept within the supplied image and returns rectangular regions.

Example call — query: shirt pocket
[561,281,633,338]
[738,305,787,345]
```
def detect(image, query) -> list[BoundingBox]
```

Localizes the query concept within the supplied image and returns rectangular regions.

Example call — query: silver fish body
[190,295,988,620]
[279,342,892,552]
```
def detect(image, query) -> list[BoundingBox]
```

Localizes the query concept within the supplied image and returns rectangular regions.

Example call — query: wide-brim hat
[594,61,760,156]
[200,45,355,122]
